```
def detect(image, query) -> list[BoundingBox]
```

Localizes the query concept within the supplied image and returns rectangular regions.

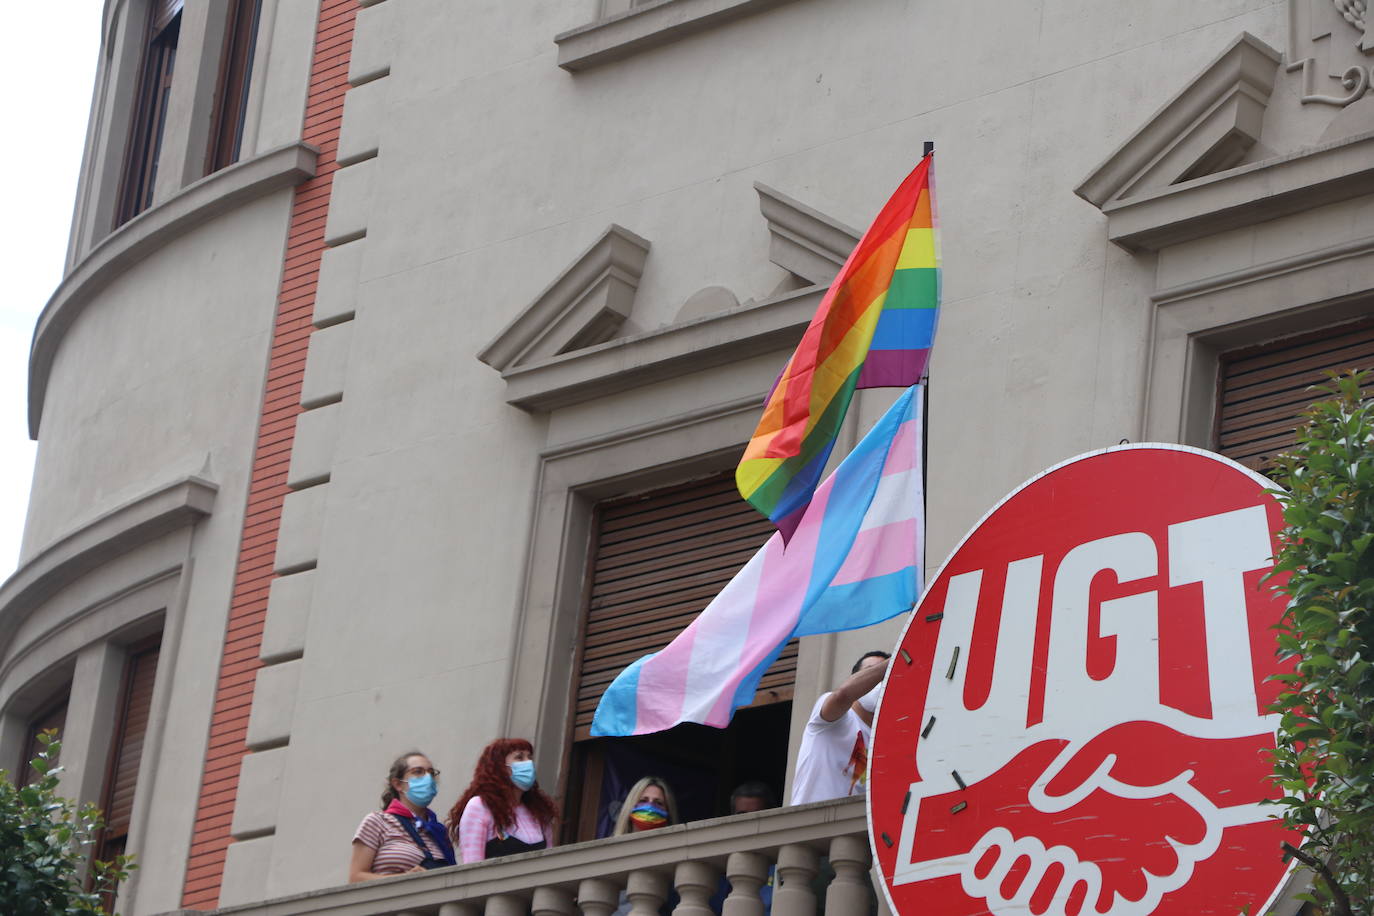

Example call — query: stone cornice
[0,475,216,659]
[555,0,799,71]
[27,141,318,439]
[498,284,822,412]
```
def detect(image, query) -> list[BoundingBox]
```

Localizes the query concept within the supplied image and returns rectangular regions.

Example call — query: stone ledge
[555,0,799,72]
[27,142,318,438]
[0,475,216,659]
[1099,130,1374,252]
[498,284,822,412]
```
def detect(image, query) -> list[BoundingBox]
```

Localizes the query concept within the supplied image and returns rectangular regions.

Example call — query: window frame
[558,472,797,842]
[205,0,263,174]
[16,692,70,785]
[115,9,183,226]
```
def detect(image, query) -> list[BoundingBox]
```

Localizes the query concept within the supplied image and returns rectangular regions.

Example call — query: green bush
[1266,371,1374,916]
[0,731,134,915]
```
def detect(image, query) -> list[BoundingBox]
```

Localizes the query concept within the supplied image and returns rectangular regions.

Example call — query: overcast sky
[0,4,103,578]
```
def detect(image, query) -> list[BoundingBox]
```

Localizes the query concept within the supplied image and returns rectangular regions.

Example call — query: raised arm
[818,660,888,723]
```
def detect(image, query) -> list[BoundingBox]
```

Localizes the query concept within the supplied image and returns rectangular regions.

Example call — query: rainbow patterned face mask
[628,802,669,829]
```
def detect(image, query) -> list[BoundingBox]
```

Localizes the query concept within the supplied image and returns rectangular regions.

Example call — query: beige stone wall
[257,0,1298,901]
[17,0,1374,910]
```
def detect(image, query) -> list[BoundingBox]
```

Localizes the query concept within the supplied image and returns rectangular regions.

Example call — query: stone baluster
[773,844,820,916]
[485,893,528,916]
[533,886,577,916]
[577,877,621,916]
[824,836,871,916]
[873,872,894,916]
[673,860,720,916]
[722,850,770,916]
[439,904,482,916]
[625,868,671,916]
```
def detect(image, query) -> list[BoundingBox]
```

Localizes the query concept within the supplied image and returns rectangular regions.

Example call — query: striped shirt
[353,811,447,875]
[457,796,553,864]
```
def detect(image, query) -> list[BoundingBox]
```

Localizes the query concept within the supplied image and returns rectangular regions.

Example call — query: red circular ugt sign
[869,445,1300,916]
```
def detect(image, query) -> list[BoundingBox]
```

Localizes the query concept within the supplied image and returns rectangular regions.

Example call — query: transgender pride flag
[591,386,924,737]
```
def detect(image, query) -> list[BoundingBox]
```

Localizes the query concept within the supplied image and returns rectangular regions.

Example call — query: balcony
[195,797,876,916]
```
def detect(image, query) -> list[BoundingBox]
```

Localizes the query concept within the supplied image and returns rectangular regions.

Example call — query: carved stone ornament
[1288,0,1374,106]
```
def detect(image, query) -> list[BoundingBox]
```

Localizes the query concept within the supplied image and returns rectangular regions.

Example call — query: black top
[485,834,548,859]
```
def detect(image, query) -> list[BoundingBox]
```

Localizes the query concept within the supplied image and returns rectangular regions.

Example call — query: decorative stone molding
[478,225,652,373]
[28,142,318,438]
[1091,129,1374,251]
[1143,237,1374,446]
[555,0,799,71]
[676,285,742,321]
[1075,33,1281,210]
[0,475,216,658]
[1288,0,1374,107]
[322,158,373,246]
[755,182,860,285]
[495,284,822,412]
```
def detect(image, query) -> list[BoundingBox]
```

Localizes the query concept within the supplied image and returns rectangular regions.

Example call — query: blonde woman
[612,776,678,836]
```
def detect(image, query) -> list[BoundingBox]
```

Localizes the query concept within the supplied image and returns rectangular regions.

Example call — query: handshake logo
[894,724,1276,916]
[877,498,1298,916]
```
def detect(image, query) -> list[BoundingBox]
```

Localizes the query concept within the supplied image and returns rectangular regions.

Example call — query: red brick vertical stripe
[180,0,357,907]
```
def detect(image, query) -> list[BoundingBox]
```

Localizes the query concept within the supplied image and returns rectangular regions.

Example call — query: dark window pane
[116,13,181,226]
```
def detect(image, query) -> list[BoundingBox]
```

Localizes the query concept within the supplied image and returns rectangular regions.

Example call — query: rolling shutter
[1216,319,1374,470]
[100,640,161,853]
[573,472,794,739]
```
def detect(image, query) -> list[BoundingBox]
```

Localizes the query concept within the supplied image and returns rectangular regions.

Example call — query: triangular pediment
[1076,32,1282,209]
[478,224,651,372]
[478,183,862,412]
[754,181,860,285]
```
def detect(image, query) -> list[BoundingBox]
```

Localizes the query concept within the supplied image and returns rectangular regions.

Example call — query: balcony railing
[195,797,876,916]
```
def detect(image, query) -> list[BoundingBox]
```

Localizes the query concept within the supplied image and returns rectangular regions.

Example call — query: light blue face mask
[406,773,438,807]
[510,759,536,790]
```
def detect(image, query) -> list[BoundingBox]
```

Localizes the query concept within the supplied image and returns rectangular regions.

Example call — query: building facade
[3,0,1372,912]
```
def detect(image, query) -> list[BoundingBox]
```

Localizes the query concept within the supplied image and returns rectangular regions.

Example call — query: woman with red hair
[448,738,559,863]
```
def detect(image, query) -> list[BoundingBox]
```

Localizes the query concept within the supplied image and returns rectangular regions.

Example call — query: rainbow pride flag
[738,154,939,540]
[591,387,923,736]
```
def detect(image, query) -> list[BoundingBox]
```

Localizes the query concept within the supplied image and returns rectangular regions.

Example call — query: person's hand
[898,723,1275,916]
[406,864,427,874]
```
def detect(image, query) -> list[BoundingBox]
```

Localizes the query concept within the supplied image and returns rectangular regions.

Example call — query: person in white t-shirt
[790,651,890,805]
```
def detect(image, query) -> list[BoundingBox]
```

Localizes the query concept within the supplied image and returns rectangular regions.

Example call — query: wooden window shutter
[17,695,69,784]
[572,471,796,739]
[1216,319,1374,471]
[99,640,162,847]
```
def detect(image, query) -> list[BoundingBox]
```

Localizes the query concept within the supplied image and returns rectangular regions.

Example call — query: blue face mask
[405,773,437,807]
[510,759,536,790]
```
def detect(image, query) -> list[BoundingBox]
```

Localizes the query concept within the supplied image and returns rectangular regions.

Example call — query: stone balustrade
[186,797,877,916]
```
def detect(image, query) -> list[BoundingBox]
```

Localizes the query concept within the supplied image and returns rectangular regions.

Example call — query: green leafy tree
[1266,371,1374,916]
[0,731,134,915]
